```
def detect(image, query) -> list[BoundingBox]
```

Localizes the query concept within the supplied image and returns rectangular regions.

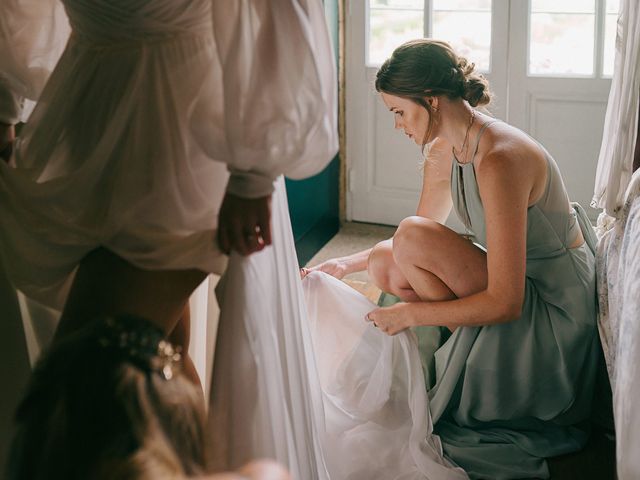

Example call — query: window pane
[371,0,422,8]
[432,11,491,71]
[433,0,490,10]
[531,0,594,14]
[368,8,424,66]
[529,13,594,75]
[606,0,620,14]
[602,13,617,76]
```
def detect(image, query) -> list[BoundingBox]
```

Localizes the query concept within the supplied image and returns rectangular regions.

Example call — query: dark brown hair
[7,315,207,480]
[375,39,492,143]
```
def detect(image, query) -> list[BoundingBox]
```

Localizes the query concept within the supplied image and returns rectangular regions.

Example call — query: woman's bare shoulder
[474,121,546,179]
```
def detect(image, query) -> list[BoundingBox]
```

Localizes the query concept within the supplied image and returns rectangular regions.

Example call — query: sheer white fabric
[591,0,640,218]
[0,0,70,123]
[595,170,640,480]
[0,0,337,309]
[209,184,468,479]
[210,0,338,197]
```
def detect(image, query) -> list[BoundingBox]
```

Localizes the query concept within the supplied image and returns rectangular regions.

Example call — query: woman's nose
[394,117,402,129]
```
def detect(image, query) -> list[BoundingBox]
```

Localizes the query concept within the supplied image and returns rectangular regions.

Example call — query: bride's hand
[365,303,413,335]
[300,258,348,280]
[217,192,272,256]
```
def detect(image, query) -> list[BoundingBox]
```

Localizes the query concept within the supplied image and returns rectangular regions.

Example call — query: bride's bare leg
[56,247,207,384]
[168,305,202,387]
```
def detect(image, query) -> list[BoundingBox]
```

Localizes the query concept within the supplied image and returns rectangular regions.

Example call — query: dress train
[208,178,467,479]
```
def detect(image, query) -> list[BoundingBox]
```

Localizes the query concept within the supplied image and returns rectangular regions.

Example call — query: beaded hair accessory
[97,315,182,380]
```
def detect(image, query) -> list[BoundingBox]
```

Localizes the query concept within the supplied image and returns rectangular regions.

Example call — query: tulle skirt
[209,185,468,478]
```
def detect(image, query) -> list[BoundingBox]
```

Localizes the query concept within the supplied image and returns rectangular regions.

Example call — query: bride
[0,0,464,479]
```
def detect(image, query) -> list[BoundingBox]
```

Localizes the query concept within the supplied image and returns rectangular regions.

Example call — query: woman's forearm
[337,248,373,275]
[406,289,522,328]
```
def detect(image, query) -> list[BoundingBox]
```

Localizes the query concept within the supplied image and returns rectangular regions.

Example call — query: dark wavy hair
[375,39,492,143]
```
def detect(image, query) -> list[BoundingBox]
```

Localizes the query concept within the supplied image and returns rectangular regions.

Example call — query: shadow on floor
[547,427,616,480]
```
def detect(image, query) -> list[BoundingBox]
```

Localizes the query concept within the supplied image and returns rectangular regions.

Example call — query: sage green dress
[413,122,600,479]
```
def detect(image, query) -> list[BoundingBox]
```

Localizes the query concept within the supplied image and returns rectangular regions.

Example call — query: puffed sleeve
[0,0,70,124]
[211,0,338,198]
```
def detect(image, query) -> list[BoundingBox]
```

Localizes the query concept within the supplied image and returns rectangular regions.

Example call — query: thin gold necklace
[452,109,476,163]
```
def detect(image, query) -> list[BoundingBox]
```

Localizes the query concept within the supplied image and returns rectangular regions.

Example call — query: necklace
[452,109,476,163]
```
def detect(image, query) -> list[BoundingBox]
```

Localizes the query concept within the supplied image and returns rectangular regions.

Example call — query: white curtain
[596,170,640,480]
[591,0,640,218]
[592,2,640,477]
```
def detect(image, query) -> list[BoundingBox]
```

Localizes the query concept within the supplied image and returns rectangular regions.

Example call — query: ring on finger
[243,227,257,242]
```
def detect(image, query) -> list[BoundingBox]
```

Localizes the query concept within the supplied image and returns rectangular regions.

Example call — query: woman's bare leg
[392,216,488,302]
[367,239,422,302]
[56,248,207,385]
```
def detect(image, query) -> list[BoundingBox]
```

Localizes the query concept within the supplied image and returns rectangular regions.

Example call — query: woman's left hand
[365,303,414,336]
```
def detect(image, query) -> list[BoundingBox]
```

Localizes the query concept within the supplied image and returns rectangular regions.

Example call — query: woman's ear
[426,96,439,112]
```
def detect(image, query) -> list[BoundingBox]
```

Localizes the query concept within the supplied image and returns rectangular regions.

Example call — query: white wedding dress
[210,183,467,479]
[0,0,336,308]
[1,1,467,478]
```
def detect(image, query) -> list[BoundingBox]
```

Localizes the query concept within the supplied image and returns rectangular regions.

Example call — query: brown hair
[375,39,492,143]
[7,315,207,480]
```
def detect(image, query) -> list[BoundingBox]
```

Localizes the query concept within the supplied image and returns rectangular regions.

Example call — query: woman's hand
[200,459,290,480]
[0,123,15,163]
[237,459,291,480]
[300,258,349,280]
[365,303,415,336]
[217,192,272,256]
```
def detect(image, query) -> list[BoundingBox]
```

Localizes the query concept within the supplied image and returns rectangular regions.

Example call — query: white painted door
[346,0,617,225]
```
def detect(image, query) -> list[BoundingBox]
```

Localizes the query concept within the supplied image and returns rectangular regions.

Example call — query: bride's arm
[211,0,337,255]
[211,0,337,198]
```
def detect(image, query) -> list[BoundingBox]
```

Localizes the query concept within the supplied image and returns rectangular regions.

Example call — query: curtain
[591,0,640,218]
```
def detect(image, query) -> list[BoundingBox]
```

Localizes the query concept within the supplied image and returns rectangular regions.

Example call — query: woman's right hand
[300,258,348,280]
[201,459,290,480]
[236,460,290,480]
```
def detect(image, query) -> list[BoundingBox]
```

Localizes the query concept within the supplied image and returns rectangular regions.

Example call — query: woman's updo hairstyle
[375,39,492,108]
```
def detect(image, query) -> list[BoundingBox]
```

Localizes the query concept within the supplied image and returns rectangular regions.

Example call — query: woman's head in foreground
[8,315,207,480]
[375,39,492,146]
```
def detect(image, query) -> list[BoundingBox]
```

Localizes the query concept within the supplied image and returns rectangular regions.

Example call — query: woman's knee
[367,240,395,291]
[392,216,441,265]
[367,240,411,295]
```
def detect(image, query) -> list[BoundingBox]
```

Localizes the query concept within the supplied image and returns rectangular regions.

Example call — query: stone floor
[305,221,395,303]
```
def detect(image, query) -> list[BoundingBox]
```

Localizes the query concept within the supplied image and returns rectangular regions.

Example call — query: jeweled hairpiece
[97,315,182,380]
